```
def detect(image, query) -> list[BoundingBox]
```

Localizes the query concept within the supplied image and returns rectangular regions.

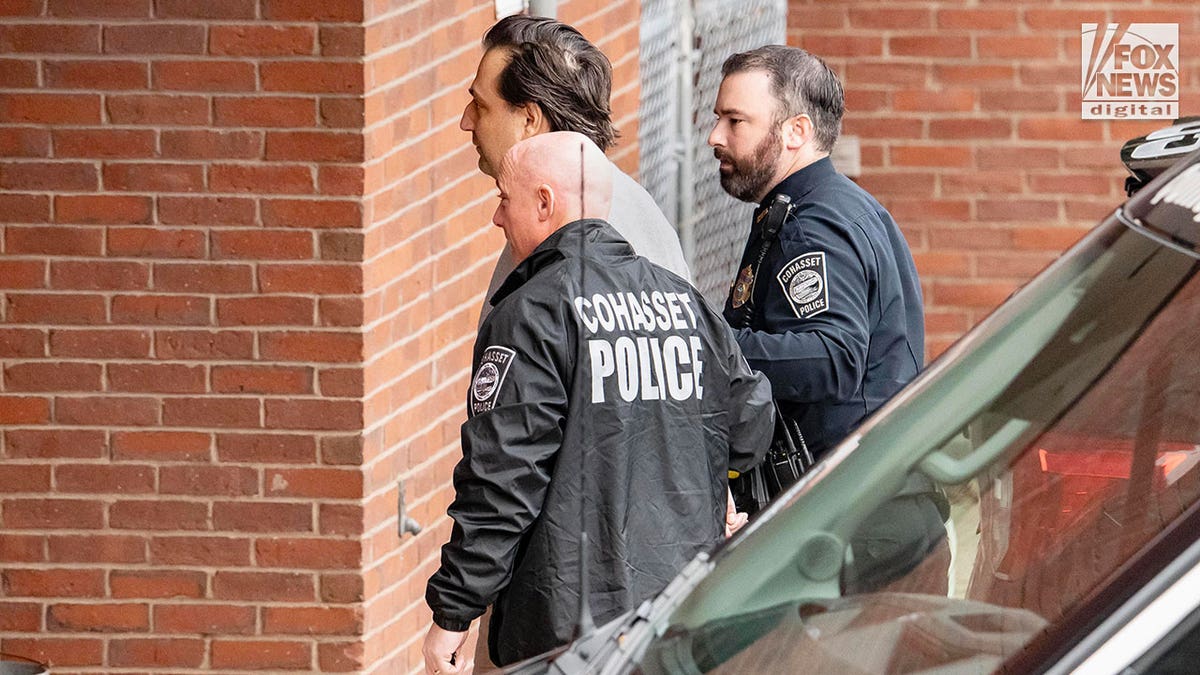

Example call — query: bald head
[492,131,613,263]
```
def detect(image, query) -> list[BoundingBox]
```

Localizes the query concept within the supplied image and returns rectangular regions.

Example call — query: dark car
[499,118,1200,675]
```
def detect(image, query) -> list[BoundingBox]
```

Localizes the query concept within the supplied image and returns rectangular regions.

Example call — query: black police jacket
[427,219,774,665]
[725,157,925,458]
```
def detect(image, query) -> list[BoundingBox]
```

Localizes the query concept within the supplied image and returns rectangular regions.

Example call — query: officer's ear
[521,102,551,139]
[781,113,813,152]
[535,183,555,221]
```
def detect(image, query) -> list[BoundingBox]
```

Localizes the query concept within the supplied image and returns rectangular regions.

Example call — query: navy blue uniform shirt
[725,156,924,457]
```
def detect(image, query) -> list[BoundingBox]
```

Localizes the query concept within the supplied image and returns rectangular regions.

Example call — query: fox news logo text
[1082,23,1179,120]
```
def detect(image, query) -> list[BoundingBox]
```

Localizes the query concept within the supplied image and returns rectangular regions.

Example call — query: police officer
[422,132,773,672]
[709,46,947,592]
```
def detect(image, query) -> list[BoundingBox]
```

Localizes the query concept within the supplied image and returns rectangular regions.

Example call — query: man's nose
[460,104,474,132]
[706,123,721,148]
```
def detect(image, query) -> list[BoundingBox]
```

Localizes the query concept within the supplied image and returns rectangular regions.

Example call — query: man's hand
[725,488,748,538]
[423,623,471,675]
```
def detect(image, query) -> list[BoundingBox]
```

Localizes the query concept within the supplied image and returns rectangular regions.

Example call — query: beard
[714,128,782,203]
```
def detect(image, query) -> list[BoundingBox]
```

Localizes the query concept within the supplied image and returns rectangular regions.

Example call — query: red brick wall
[788,2,1200,357]
[358,1,644,671]
[0,0,368,671]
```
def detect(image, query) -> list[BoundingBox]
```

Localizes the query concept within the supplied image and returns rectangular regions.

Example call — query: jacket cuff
[432,613,473,633]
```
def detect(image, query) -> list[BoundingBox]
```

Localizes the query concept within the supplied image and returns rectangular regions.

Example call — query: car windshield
[627,157,1200,674]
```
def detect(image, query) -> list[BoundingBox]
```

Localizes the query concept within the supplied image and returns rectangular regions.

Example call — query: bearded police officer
[709,46,949,593]
[422,132,773,672]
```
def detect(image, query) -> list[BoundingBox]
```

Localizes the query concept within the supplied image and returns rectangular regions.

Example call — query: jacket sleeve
[426,295,569,631]
[736,212,873,404]
[725,332,775,474]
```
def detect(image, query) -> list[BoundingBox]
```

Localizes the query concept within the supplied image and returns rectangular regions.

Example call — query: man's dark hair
[483,15,618,151]
[722,45,844,153]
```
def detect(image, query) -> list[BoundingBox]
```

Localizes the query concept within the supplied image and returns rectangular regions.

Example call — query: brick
[933,281,1019,309]
[50,328,151,358]
[0,58,40,87]
[217,433,317,464]
[936,8,1017,31]
[0,193,51,222]
[111,294,211,325]
[319,435,361,465]
[256,538,360,569]
[0,534,43,562]
[161,129,262,159]
[1019,118,1104,142]
[213,502,313,534]
[892,145,972,168]
[0,127,50,156]
[212,640,312,670]
[210,24,316,57]
[104,23,205,54]
[263,0,362,21]
[262,61,363,94]
[264,468,360,500]
[941,171,1023,195]
[319,573,362,603]
[262,199,361,228]
[0,259,44,288]
[0,93,102,123]
[3,498,104,529]
[108,227,207,258]
[266,131,363,162]
[160,465,259,496]
[318,503,360,536]
[264,606,361,636]
[155,0,255,18]
[0,464,51,492]
[214,571,314,601]
[319,231,363,261]
[55,195,152,225]
[318,165,363,195]
[0,328,44,358]
[213,230,314,260]
[210,163,314,194]
[109,637,206,668]
[216,296,315,328]
[0,396,49,424]
[161,396,261,429]
[0,0,42,15]
[153,60,257,92]
[978,36,1058,59]
[319,97,363,128]
[104,162,205,193]
[0,637,104,667]
[1029,173,1115,196]
[0,24,100,53]
[5,291,106,324]
[156,329,254,359]
[49,0,150,16]
[796,34,883,58]
[934,64,1015,85]
[848,8,930,29]
[154,262,254,293]
[154,603,255,638]
[57,396,158,426]
[889,35,971,58]
[159,196,257,226]
[317,367,361,396]
[260,331,361,363]
[3,568,105,597]
[111,570,205,599]
[886,198,970,222]
[264,400,362,431]
[4,362,103,391]
[48,534,146,563]
[48,602,149,632]
[111,430,210,461]
[929,226,1013,250]
[5,429,103,459]
[213,365,313,395]
[51,260,149,290]
[928,119,1012,140]
[17,161,111,200]
[893,89,975,113]
[260,263,357,294]
[44,59,148,89]
[980,89,1060,112]
[149,536,251,567]
[977,146,1060,170]
[1013,226,1088,251]
[108,363,206,393]
[110,499,208,530]
[0,601,41,631]
[978,199,1059,221]
[107,94,209,125]
[318,299,362,329]
[215,96,317,127]
[56,464,156,494]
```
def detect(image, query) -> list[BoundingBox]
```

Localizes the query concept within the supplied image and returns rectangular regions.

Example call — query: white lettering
[574,297,599,333]
[609,292,632,332]
[588,339,614,403]
[593,293,616,332]
[651,291,671,331]
[663,335,692,400]
[690,336,704,399]
[614,336,638,402]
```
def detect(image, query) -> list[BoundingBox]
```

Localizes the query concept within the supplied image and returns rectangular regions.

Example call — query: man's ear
[522,101,551,138]
[536,184,555,221]
[782,113,813,152]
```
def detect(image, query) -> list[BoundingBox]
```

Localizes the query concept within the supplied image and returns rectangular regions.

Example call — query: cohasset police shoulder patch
[471,345,515,415]
[777,251,829,319]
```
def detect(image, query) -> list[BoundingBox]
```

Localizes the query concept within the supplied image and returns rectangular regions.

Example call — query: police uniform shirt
[726,156,924,457]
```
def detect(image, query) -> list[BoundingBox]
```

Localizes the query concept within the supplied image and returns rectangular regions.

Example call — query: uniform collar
[491,219,633,307]
[757,155,837,212]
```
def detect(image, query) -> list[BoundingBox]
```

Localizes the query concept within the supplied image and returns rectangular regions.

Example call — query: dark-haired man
[463,14,690,325]
[709,46,947,592]
[423,132,772,672]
